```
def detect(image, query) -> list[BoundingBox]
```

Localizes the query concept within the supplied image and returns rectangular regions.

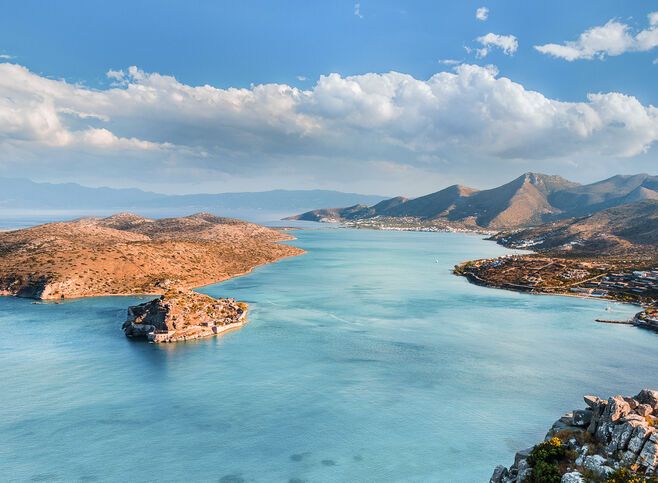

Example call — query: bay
[1,228,655,482]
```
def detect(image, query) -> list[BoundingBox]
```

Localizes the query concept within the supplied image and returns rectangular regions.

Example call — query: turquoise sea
[1,228,656,482]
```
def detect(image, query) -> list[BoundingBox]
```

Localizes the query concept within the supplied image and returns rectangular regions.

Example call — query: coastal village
[341,216,492,233]
[455,256,658,330]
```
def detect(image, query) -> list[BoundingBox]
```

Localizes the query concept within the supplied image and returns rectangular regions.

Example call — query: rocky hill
[493,200,658,258]
[449,173,577,228]
[492,389,658,482]
[385,185,476,219]
[549,174,658,216]
[287,173,658,231]
[122,289,248,343]
[0,212,304,299]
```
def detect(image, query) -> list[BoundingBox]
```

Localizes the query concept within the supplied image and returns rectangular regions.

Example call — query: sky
[0,0,657,196]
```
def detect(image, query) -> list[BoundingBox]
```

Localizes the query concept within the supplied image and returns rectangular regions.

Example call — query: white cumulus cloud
[476,7,489,21]
[354,1,363,19]
[475,33,518,58]
[535,13,658,61]
[649,11,658,27]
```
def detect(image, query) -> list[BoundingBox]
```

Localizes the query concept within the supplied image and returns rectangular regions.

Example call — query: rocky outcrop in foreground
[492,390,658,482]
[122,289,247,343]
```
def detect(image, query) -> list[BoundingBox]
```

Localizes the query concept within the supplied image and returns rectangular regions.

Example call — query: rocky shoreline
[122,289,248,343]
[492,390,658,482]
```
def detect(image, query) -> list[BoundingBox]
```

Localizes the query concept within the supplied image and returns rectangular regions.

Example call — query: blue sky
[0,1,657,195]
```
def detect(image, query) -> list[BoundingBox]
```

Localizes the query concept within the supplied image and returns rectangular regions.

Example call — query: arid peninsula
[0,213,304,343]
[0,212,303,299]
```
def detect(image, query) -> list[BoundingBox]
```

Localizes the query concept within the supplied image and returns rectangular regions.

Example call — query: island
[0,212,305,343]
[122,289,248,343]
[491,389,658,482]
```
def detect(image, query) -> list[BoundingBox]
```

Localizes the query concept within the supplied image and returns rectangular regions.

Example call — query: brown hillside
[0,213,304,299]
[385,184,477,219]
[448,173,577,228]
[494,200,658,258]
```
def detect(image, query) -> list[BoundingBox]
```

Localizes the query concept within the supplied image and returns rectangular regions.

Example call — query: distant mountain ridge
[0,177,388,219]
[288,172,658,230]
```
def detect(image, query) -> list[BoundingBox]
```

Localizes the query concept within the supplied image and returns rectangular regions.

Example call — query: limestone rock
[588,399,608,434]
[514,448,533,467]
[623,413,646,423]
[621,449,639,466]
[636,390,658,410]
[583,455,614,479]
[607,420,642,454]
[584,395,601,408]
[597,396,631,442]
[637,404,654,417]
[624,397,639,410]
[595,420,614,443]
[572,409,592,427]
[606,396,632,423]
[628,425,654,454]
[561,471,584,483]
[637,433,658,473]
[491,390,658,483]
[549,418,581,437]
[575,445,589,467]
[490,465,508,483]
[516,459,531,482]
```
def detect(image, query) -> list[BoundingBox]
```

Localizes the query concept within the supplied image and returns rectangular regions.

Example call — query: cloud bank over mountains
[0,60,657,193]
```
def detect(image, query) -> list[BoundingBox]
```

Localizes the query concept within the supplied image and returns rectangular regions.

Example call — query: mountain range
[492,200,658,258]
[288,172,658,230]
[0,177,387,221]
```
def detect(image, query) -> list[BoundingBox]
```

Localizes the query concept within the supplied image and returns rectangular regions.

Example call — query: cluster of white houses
[571,269,658,301]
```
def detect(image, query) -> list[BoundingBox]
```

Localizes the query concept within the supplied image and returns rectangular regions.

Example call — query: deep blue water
[1,228,656,482]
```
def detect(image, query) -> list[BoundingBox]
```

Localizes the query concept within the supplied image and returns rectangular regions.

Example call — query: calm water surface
[1,229,656,482]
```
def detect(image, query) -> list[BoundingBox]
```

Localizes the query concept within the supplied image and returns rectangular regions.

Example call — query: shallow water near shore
[1,228,656,482]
